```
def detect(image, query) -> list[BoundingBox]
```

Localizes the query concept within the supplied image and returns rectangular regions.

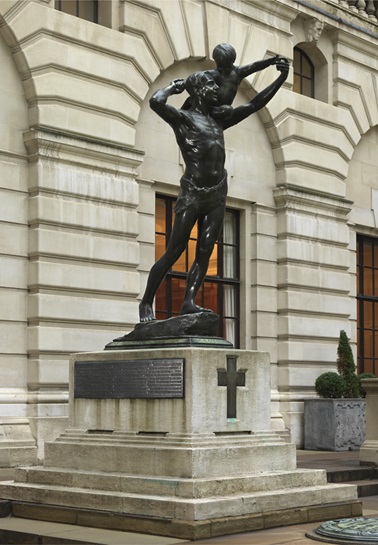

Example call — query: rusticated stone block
[264,507,308,528]
[352,502,364,516]
[210,513,264,536]
[12,502,77,525]
[308,501,358,522]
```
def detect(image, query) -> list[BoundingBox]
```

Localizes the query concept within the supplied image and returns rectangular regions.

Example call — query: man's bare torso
[174,110,226,188]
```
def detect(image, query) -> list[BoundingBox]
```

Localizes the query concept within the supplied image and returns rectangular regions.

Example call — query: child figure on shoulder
[182,43,288,119]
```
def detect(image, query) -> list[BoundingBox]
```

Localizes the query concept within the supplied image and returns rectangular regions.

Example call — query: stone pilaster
[360,378,378,466]
[274,185,353,445]
[24,129,144,457]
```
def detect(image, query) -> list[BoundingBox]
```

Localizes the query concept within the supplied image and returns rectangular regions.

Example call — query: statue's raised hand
[170,79,186,94]
[276,57,289,75]
[270,54,281,65]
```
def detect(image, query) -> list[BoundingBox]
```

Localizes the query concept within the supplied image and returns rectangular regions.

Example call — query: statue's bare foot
[139,302,156,322]
[180,302,213,315]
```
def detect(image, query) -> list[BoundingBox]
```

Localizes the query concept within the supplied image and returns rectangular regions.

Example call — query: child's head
[212,43,236,69]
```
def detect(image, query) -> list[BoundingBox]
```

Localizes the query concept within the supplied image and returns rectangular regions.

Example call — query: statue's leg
[180,203,225,315]
[139,207,197,322]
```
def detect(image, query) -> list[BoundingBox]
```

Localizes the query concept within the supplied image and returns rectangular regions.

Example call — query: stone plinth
[70,348,270,435]
[0,348,360,539]
[360,379,378,466]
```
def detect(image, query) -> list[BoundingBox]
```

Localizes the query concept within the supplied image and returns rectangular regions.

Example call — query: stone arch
[346,125,378,228]
[0,0,289,157]
[127,2,290,176]
[0,14,37,463]
[0,7,36,132]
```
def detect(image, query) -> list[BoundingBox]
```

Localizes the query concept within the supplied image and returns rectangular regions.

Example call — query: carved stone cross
[217,356,246,418]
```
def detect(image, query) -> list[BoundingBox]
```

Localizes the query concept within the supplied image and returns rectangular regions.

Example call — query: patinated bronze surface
[139,45,289,324]
[218,356,246,419]
[307,517,378,544]
[74,359,184,399]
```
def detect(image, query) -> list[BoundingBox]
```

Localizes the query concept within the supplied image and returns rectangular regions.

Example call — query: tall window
[293,47,315,98]
[357,235,378,375]
[55,0,98,23]
[155,195,240,347]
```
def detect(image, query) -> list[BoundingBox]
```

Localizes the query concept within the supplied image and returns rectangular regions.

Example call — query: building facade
[0,0,377,463]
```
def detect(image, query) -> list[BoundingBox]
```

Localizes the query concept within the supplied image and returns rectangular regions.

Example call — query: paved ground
[0,451,376,545]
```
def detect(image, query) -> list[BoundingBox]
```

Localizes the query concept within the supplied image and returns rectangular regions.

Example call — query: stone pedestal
[360,379,378,466]
[0,348,360,539]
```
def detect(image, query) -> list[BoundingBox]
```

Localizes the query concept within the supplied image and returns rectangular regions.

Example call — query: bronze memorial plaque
[74,359,184,399]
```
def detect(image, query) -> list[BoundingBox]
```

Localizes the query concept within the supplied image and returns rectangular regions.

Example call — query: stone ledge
[8,500,362,541]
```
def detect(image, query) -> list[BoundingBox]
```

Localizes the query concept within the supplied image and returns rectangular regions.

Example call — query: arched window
[293,47,315,98]
[55,0,98,23]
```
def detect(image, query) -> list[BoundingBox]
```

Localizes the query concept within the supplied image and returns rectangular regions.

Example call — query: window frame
[154,194,240,348]
[55,0,99,23]
[357,234,378,375]
[293,46,315,99]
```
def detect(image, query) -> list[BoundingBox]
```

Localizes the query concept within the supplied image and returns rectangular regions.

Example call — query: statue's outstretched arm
[238,55,282,79]
[224,59,289,129]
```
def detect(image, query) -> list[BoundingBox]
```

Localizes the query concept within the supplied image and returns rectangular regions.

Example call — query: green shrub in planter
[314,332,376,400]
[307,332,369,451]
[315,372,346,399]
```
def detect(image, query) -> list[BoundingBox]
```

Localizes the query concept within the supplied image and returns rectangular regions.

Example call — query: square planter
[304,399,366,451]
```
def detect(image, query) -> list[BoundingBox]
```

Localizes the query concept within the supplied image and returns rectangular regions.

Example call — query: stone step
[14,466,329,498]
[0,446,38,468]
[326,466,378,497]
[346,479,378,498]
[43,439,296,478]
[0,479,358,521]
[326,466,378,483]
[2,497,362,541]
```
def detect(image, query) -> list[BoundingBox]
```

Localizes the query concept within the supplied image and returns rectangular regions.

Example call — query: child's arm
[224,58,289,129]
[237,55,282,79]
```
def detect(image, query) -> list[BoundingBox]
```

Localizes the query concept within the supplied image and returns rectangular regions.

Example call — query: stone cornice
[23,129,144,175]
[273,184,353,218]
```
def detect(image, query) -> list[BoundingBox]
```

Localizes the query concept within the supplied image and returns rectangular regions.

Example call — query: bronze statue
[139,47,289,323]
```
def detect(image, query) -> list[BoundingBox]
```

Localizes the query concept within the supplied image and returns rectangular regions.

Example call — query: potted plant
[304,330,375,451]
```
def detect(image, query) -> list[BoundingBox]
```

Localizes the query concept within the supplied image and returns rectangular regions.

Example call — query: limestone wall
[0,0,377,456]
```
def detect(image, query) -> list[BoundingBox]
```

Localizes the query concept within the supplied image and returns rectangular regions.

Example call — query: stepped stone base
[0,431,359,525]
[2,498,362,541]
[0,348,361,539]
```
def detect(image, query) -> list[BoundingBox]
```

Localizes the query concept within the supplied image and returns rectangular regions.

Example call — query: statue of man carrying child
[139,44,289,323]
